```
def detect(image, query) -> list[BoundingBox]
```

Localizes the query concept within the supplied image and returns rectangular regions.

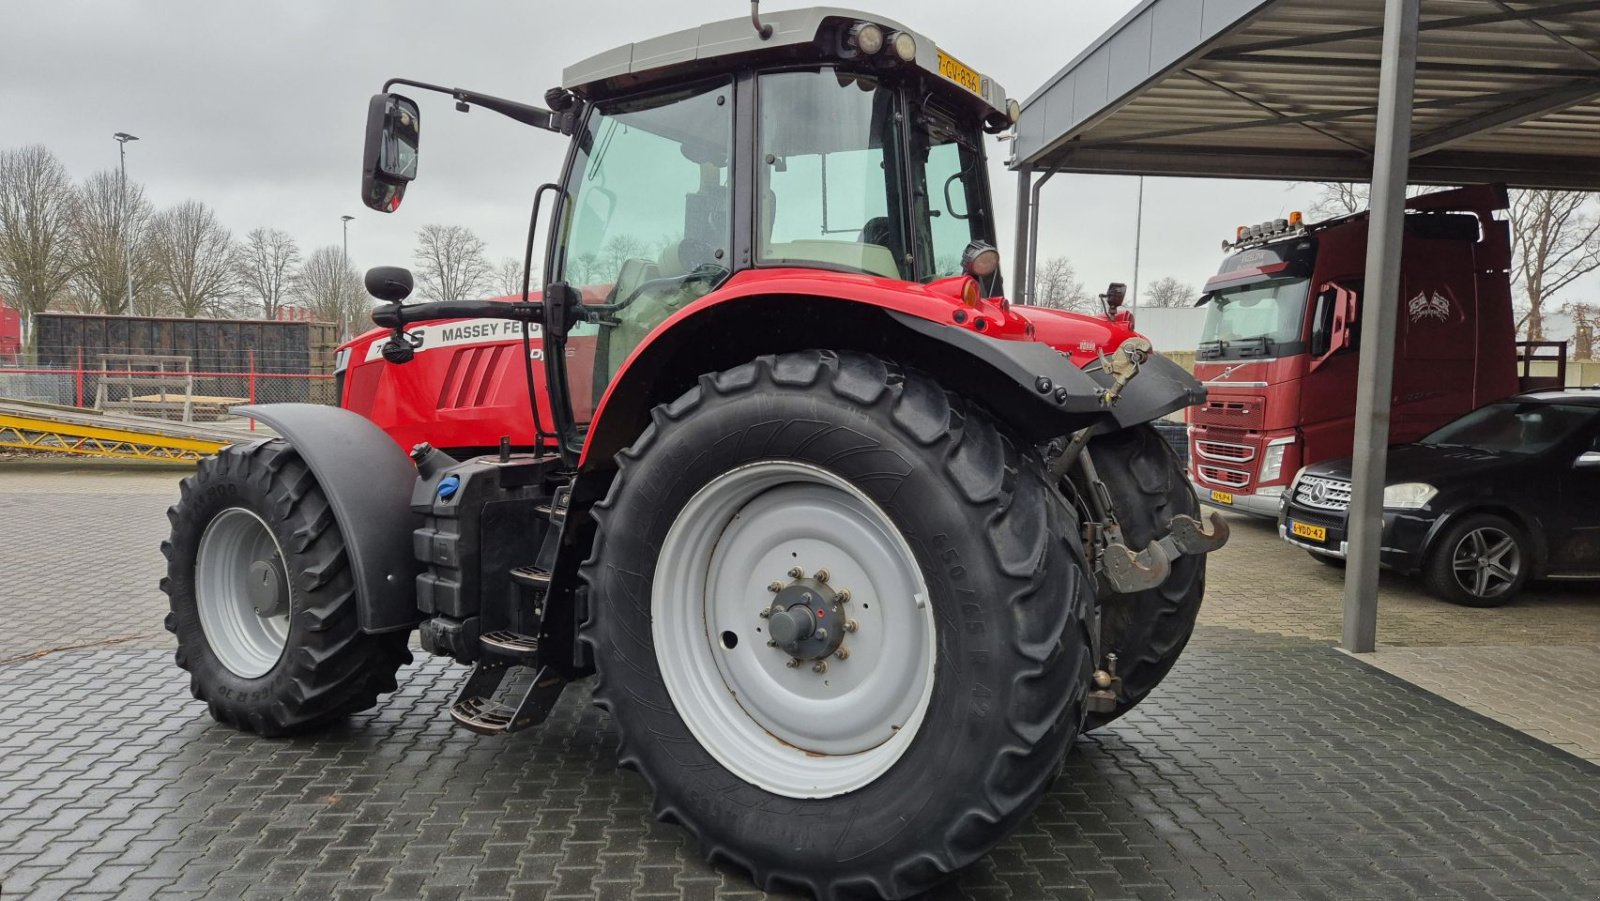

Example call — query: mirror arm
[383,77,566,133]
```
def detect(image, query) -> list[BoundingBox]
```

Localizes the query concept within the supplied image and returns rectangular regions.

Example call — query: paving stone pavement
[1360,645,1600,765]
[2,630,1599,900]
[0,467,182,662]
[5,467,1600,899]
[1196,512,1600,648]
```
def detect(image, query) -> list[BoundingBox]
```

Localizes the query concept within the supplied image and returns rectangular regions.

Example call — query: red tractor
[162,8,1226,897]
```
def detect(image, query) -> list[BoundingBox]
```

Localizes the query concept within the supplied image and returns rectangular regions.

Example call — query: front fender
[235,403,422,634]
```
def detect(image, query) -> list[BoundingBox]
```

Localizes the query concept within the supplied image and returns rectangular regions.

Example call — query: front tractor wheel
[581,351,1096,899]
[161,440,411,736]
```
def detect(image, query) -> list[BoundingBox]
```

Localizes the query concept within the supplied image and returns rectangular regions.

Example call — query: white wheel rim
[196,507,291,678]
[653,461,936,799]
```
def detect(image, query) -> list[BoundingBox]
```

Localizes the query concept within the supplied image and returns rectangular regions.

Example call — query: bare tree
[149,200,235,317]
[1307,182,1433,219]
[1030,255,1090,312]
[234,227,302,319]
[1509,190,1600,342]
[1565,302,1598,360]
[495,256,527,297]
[414,224,491,302]
[1142,276,1195,309]
[69,169,156,315]
[296,245,368,339]
[0,145,78,338]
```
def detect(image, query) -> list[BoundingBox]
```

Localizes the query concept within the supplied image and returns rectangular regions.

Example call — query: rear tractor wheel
[161,439,412,736]
[581,351,1096,898]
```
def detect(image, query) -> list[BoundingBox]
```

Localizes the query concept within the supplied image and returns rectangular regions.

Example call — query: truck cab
[1188,185,1535,517]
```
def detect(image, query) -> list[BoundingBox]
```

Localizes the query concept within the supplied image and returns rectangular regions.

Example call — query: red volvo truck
[1187,185,1562,518]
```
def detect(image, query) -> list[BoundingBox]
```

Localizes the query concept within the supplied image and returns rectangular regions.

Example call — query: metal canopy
[1013,0,1600,190]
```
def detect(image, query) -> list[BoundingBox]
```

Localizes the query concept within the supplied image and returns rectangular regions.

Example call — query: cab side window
[1311,279,1362,357]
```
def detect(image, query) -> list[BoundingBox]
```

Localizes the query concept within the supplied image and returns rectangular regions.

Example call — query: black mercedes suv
[1280,391,1600,606]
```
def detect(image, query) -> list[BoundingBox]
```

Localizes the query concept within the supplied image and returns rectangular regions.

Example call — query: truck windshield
[1420,402,1594,455]
[1197,278,1310,360]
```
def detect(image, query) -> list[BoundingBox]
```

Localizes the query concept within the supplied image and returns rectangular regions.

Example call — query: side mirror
[361,93,420,213]
[1102,282,1127,311]
[1575,450,1600,470]
[365,266,414,303]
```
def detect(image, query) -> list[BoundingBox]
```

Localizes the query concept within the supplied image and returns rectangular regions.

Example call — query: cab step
[510,565,552,593]
[448,660,567,736]
[480,629,540,664]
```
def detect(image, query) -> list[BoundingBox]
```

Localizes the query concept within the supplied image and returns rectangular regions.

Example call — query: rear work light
[849,22,885,55]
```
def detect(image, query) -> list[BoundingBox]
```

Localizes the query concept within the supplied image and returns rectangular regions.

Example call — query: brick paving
[3,467,1600,898]
[1196,512,1600,647]
[1360,645,1600,765]
[2,631,1598,900]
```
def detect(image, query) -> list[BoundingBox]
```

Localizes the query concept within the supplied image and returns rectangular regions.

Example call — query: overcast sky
[7,0,1584,319]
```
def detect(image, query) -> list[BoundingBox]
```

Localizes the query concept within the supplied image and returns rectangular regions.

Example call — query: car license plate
[937,50,983,96]
[1210,490,1233,505]
[1290,520,1327,542]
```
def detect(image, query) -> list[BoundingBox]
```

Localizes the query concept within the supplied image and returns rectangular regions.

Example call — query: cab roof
[1508,390,1600,408]
[561,6,1010,121]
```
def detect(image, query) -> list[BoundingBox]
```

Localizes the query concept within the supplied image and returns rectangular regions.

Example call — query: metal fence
[0,347,334,422]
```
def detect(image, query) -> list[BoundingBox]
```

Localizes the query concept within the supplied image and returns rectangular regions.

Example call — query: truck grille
[1294,475,1351,512]
[1194,398,1264,430]
[1195,440,1255,463]
[1197,465,1251,488]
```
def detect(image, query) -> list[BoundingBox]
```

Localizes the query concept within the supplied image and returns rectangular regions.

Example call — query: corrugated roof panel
[1015,0,1600,189]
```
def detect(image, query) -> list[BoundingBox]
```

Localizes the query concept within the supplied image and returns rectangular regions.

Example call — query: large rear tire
[161,439,412,736]
[580,351,1095,899]
[1076,424,1206,730]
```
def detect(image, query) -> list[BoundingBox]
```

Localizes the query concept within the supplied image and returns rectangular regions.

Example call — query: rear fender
[235,403,423,634]
[578,292,1204,472]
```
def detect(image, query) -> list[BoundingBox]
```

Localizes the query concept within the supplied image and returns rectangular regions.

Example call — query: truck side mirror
[361,93,420,213]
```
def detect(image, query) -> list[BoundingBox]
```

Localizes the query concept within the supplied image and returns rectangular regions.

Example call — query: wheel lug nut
[812,660,828,674]
[767,640,777,647]
[768,581,784,593]
[835,647,849,660]
[814,568,830,583]
[788,566,804,579]
[837,589,851,603]
[786,657,801,668]
[844,620,858,633]
[759,608,771,618]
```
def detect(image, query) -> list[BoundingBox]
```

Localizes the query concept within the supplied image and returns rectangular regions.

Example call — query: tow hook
[1086,653,1122,714]
[1100,510,1231,594]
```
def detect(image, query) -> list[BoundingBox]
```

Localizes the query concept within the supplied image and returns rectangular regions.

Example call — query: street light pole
[341,215,356,338]
[1131,175,1145,311]
[114,132,140,316]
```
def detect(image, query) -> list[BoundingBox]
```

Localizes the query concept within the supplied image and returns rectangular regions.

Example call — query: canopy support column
[1012,165,1032,301]
[1342,0,1420,654]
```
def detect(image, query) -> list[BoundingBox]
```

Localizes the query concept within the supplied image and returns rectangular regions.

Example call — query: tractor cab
[358,7,1023,457]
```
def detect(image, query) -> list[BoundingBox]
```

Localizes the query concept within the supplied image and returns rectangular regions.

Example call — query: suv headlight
[1382,482,1437,510]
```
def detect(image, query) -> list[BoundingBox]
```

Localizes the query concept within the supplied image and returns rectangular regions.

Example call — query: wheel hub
[763,572,850,662]
[247,558,288,618]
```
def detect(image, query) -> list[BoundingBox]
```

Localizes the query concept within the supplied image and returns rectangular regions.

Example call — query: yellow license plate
[937,50,983,96]
[1291,521,1327,542]
[1210,490,1234,505]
